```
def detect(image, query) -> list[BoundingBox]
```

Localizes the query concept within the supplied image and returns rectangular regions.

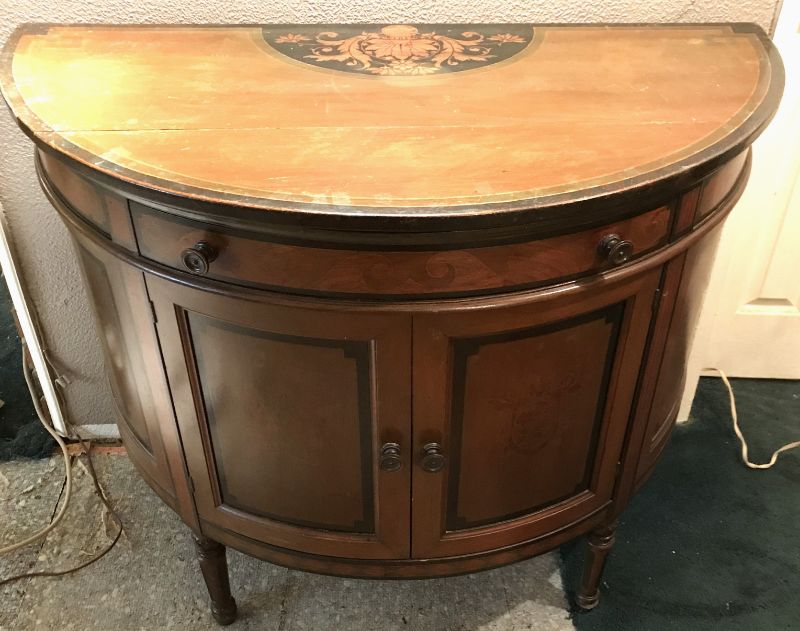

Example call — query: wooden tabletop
[0,23,783,227]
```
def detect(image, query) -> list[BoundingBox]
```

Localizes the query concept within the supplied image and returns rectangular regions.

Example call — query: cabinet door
[147,277,411,559]
[72,237,179,507]
[411,269,660,557]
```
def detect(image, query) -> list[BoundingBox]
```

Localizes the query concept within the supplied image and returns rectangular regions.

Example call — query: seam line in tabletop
[16,121,740,133]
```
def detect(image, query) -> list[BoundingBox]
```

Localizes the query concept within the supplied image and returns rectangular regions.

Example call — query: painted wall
[0,1,782,429]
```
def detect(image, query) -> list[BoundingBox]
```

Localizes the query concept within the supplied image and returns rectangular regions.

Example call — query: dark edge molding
[38,147,753,305]
[198,499,611,578]
[3,23,784,237]
[40,148,751,311]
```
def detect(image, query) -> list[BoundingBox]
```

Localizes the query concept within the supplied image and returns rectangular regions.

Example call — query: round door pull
[598,234,634,267]
[379,442,402,472]
[180,241,217,275]
[421,442,445,473]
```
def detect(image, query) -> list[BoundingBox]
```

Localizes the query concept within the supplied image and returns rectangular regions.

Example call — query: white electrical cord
[0,210,68,434]
[0,349,73,555]
[706,368,800,470]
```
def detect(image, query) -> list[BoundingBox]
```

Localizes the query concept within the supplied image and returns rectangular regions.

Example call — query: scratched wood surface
[0,24,777,214]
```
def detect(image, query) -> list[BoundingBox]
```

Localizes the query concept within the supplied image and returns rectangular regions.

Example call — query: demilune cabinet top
[0,23,783,231]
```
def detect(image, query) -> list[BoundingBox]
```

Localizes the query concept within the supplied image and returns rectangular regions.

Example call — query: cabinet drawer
[131,202,671,297]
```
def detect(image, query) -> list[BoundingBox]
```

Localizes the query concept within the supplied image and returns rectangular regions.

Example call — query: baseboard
[77,423,120,440]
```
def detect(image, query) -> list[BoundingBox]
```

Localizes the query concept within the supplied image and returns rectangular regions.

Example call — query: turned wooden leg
[193,535,237,625]
[575,520,618,611]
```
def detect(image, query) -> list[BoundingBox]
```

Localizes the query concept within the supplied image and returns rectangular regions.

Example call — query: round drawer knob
[379,442,402,472]
[421,442,445,473]
[180,241,217,275]
[598,234,634,266]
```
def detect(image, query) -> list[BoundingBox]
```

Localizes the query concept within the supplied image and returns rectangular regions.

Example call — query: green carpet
[0,274,53,460]
[561,377,800,630]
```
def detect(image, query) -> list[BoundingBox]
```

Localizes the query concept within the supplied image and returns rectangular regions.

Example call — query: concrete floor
[0,452,576,630]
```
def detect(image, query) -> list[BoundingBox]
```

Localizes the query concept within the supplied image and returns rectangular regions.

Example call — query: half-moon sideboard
[0,23,782,625]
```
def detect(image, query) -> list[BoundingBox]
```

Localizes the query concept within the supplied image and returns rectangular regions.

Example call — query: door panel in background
[681,3,800,418]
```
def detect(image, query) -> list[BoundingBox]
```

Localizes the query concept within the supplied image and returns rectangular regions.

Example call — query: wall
[0,0,782,429]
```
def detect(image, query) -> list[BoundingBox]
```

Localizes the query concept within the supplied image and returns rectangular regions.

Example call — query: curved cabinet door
[411,269,660,557]
[72,235,178,508]
[146,276,411,560]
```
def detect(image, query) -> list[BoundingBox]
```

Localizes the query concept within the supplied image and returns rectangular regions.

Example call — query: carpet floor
[562,377,800,630]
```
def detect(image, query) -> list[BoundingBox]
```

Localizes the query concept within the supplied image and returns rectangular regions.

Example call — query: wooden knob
[379,442,402,472]
[180,241,217,275]
[598,234,634,266]
[421,442,445,473]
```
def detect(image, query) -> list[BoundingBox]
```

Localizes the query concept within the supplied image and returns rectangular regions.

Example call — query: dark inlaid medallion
[262,24,533,76]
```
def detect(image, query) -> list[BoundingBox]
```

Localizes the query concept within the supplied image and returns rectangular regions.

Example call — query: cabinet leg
[575,521,618,611]
[193,535,237,625]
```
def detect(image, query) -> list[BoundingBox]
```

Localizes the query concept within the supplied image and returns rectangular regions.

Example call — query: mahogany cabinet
[0,22,782,625]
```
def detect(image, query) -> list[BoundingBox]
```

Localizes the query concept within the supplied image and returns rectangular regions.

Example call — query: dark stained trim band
[38,147,750,311]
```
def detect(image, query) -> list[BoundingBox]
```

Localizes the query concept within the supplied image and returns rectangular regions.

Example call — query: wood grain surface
[3,20,785,616]
[0,24,778,218]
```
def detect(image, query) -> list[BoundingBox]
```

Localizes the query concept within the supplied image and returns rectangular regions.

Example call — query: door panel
[74,240,176,502]
[147,276,411,559]
[188,313,375,533]
[446,305,622,531]
[80,248,153,451]
[412,270,660,557]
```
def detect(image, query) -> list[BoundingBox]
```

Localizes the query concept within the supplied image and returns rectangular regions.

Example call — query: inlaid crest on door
[446,305,623,530]
[185,311,375,533]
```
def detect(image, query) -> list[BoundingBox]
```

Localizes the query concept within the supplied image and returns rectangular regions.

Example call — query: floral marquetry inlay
[262,24,532,76]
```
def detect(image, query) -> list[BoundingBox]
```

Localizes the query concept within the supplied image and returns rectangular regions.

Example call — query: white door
[679,2,800,420]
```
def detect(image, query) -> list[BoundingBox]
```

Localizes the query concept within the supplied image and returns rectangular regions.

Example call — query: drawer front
[695,151,749,222]
[130,202,671,297]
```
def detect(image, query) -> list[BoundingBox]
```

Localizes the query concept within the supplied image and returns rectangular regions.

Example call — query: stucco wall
[0,0,782,428]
